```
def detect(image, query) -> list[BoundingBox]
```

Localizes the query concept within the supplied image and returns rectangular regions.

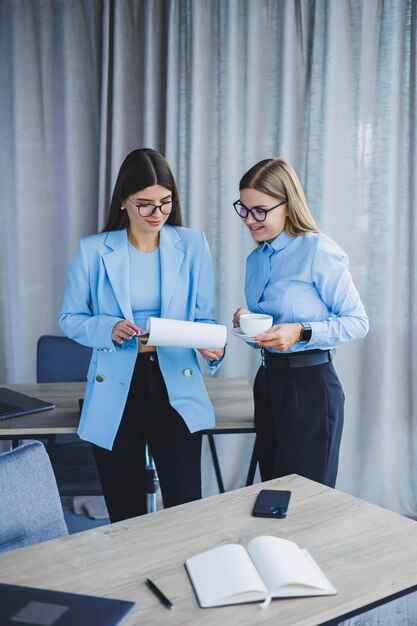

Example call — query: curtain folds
[0,0,416,515]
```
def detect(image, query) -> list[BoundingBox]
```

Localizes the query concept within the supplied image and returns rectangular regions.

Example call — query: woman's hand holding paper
[198,348,225,362]
[112,319,142,344]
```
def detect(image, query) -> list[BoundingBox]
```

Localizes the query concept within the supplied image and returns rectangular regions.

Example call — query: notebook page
[247,536,330,595]
[186,544,267,607]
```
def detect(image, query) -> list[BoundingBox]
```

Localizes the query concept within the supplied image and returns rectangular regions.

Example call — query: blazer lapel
[160,226,185,317]
[102,230,134,321]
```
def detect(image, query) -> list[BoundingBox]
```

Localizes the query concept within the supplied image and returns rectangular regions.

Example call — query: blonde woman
[233,159,368,487]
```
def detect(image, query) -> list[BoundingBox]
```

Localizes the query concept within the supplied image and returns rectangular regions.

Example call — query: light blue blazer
[59,225,223,450]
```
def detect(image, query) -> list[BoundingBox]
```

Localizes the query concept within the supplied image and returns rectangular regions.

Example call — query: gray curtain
[1,0,416,516]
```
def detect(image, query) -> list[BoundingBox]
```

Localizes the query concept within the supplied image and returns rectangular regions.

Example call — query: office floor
[63,507,109,533]
[61,496,109,534]
[61,488,165,534]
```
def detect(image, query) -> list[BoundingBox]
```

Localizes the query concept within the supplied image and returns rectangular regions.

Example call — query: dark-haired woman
[59,148,224,522]
[233,159,368,488]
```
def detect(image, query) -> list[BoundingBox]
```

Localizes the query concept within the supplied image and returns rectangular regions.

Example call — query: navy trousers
[93,352,202,522]
[253,360,345,488]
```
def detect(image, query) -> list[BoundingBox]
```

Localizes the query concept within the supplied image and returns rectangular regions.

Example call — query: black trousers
[253,360,345,488]
[93,352,202,522]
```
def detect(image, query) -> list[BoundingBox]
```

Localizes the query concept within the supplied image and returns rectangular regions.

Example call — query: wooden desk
[1,474,417,625]
[0,379,256,491]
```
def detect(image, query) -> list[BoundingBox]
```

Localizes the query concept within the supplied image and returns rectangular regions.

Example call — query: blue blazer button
[183,369,193,377]
[95,374,105,383]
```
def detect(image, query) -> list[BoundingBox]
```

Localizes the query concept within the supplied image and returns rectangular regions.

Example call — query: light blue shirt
[128,244,161,331]
[245,230,369,353]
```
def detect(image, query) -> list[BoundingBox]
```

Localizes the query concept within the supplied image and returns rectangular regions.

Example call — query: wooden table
[2,474,417,625]
[0,379,256,491]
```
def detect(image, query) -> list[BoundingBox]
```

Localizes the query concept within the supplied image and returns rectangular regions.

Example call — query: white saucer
[231,327,256,341]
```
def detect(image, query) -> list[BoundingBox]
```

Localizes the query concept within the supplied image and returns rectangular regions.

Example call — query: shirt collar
[260,229,295,253]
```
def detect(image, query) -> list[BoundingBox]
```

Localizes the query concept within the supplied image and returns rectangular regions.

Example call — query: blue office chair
[37,335,102,497]
[37,335,158,511]
[37,334,92,384]
[0,440,68,552]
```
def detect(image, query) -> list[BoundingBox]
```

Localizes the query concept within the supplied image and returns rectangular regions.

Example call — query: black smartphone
[252,489,291,518]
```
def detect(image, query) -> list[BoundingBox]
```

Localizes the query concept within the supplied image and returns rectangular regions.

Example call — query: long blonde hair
[239,159,319,235]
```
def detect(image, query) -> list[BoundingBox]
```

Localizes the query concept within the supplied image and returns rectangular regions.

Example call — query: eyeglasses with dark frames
[128,197,177,217]
[233,199,288,223]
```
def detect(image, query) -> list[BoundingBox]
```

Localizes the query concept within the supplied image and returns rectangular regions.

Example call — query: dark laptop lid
[0,583,134,626]
[0,388,55,421]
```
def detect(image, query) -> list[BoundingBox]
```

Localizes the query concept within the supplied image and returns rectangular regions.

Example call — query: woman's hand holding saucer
[232,307,250,328]
[253,323,303,351]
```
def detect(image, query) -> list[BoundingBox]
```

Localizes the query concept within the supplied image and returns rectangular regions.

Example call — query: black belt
[261,348,332,369]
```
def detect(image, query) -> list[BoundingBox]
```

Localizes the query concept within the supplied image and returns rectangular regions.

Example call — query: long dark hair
[102,148,182,231]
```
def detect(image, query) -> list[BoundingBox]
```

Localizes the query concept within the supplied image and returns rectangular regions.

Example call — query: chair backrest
[35,335,104,498]
[0,441,68,553]
[37,335,92,383]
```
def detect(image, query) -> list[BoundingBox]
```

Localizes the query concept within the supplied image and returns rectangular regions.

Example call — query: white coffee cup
[239,313,273,336]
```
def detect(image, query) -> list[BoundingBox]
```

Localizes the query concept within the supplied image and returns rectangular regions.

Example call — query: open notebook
[185,535,336,608]
[0,583,134,626]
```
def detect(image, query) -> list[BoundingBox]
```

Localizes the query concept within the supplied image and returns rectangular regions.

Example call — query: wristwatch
[299,322,312,343]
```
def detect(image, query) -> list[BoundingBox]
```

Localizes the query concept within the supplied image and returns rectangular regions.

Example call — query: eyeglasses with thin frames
[128,197,177,217]
[233,199,287,223]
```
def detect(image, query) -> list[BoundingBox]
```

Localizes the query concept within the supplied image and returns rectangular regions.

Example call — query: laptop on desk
[0,388,55,420]
[0,583,134,626]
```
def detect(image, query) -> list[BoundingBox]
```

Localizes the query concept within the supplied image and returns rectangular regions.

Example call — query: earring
[120,205,125,211]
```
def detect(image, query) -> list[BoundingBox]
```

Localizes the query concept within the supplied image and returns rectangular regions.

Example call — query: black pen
[146,578,174,609]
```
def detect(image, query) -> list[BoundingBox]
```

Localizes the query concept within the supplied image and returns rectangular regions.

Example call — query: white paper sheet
[144,317,227,349]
